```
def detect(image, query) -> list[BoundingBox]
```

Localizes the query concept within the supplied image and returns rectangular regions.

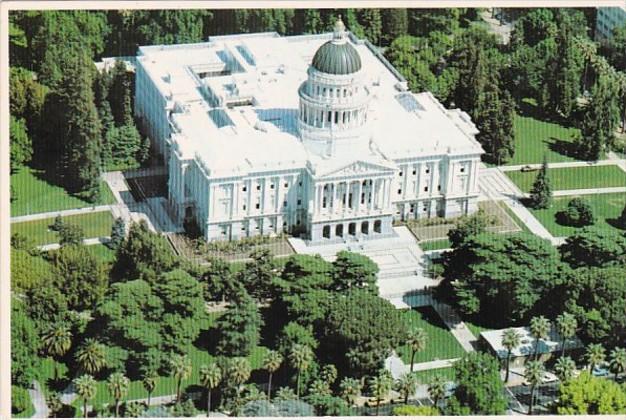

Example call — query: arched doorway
[361,221,369,234]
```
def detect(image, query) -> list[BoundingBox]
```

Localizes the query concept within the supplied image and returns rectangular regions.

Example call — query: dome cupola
[311,18,362,75]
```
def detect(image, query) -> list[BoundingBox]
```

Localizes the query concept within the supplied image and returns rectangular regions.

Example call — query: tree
[240,248,277,301]
[586,343,606,373]
[396,372,418,404]
[289,344,314,399]
[369,371,393,416]
[75,338,107,375]
[530,316,551,360]
[617,203,626,229]
[302,9,322,33]
[529,157,552,209]
[406,328,427,373]
[448,210,490,248]
[427,375,447,408]
[393,405,440,415]
[107,372,130,417]
[109,217,126,250]
[609,347,626,381]
[565,266,626,347]
[263,351,283,401]
[199,363,222,416]
[58,223,85,246]
[276,322,318,356]
[11,300,40,388]
[574,74,619,160]
[10,116,31,172]
[381,9,408,44]
[320,364,337,387]
[49,244,108,310]
[46,391,63,417]
[557,197,596,227]
[475,84,516,165]
[319,290,407,378]
[555,312,578,357]
[447,352,507,415]
[74,374,97,418]
[443,233,568,324]
[359,9,382,45]
[215,292,263,357]
[409,9,461,36]
[525,360,545,415]
[339,377,361,405]
[112,221,177,283]
[141,371,157,407]
[224,357,251,408]
[502,328,522,383]
[41,323,72,381]
[331,251,379,294]
[559,228,626,268]
[170,354,192,403]
[554,356,576,382]
[556,372,626,414]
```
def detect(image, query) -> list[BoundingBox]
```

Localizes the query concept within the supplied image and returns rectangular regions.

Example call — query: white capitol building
[134,20,484,243]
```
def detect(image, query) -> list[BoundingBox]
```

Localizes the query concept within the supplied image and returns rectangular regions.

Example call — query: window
[299,181,302,187]
[424,186,429,192]
[283,201,288,207]
[297,199,302,205]
[256,185,261,191]
[460,166,465,173]
[296,219,301,225]
[398,189,402,194]
[284,182,289,188]
[412,170,416,175]
[255,203,260,209]
[437,185,441,191]
[242,186,247,192]
[243,204,247,210]
[425,168,430,174]
[399,171,403,177]
[241,226,246,231]
[270,183,275,189]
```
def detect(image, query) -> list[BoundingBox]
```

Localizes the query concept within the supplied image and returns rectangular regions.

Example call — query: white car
[523,371,558,386]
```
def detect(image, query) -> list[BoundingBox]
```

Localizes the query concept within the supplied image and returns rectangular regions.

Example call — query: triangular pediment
[317,159,397,179]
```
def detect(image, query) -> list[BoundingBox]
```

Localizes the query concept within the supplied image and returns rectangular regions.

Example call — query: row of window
[397,164,467,178]
[242,180,302,193]
[242,199,302,211]
[311,83,359,99]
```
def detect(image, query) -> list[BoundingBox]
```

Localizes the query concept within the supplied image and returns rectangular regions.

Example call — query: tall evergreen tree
[302,10,321,34]
[529,156,552,209]
[475,83,516,165]
[358,9,382,45]
[381,9,408,44]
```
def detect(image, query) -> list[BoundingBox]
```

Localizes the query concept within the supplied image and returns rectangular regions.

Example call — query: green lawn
[529,193,626,237]
[397,306,466,365]
[506,165,626,193]
[414,367,456,383]
[11,211,115,246]
[506,114,581,166]
[87,243,117,263]
[11,166,116,217]
[419,238,452,251]
[463,321,492,339]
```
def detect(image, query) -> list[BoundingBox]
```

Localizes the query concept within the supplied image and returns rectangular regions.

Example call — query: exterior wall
[134,56,171,163]
[596,7,626,41]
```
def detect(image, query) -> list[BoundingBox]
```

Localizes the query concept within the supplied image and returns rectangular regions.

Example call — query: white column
[356,179,363,213]
[369,179,374,211]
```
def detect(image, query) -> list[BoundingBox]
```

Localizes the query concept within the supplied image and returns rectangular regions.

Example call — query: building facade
[134,20,484,243]
[596,6,626,42]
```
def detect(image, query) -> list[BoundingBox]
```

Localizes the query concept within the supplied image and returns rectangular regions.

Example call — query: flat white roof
[138,31,483,178]
[480,327,583,359]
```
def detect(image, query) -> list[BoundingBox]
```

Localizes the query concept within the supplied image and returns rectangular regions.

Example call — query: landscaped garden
[506,165,626,193]
[10,167,116,217]
[11,211,115,246]
[397,306,466,365]
[528,193,626,237]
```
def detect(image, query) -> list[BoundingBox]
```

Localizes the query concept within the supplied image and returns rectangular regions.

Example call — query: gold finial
[333,16,346,40]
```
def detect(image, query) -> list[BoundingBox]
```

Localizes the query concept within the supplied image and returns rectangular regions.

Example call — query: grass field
[506,165,626,193]
[506,114,581,166]
[414,367,456,383]
[529,193,626,237]
[11,211,115,246]
[87,243,117,263]
[419,239,452,251]
[10,167,116,217]
[397,306,466,365]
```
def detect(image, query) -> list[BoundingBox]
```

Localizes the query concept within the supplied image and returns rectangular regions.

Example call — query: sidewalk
[431,301,477,352]
[499,159,624,172]
[29,381,49,418]
[38,236,110,251]
[10,205,113,223]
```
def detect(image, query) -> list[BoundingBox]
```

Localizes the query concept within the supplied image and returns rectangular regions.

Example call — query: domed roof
[311,19,362,75]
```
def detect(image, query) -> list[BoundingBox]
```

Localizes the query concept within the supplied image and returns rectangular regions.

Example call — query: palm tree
[406,328,427,373]
[554,356,576,383]
[74,374,97,418]
[169,354,192,403]
[395,372,418,404]
[107,372,130,417]
[525,360,544,415]
[369,372,392,416]
[41,323,72,381]
[609,347,626,381]
[226,357,251,412]
[75,338,107,375]
[288,344,313,399]
[555,312,577,358]
[428,375,447,408]
[529,316,551,361]
[199,363,222,416]
[339,377,362,406]
[502,328,521,383]
[585,343,606,373]
[320,364,338,387]
[141,371,157,407]
[262,350,283,401]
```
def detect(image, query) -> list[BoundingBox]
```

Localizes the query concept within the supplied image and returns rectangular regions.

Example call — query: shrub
[557,198,596,227]
[11,386,32,415]
[393,404,440,416]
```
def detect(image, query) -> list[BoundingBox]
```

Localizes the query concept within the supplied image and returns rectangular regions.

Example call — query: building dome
[311,19,362,75]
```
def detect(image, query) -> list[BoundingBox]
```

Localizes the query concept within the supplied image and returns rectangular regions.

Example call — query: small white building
[479,327,584,367]
[134,20,484,243]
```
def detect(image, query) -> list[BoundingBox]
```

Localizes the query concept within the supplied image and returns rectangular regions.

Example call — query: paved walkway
[385,352,460,380]
[29,381,49,418]
[11,205,113,223]
[38,236,110,251]
[431,301,478,352]
[499,158,624,172]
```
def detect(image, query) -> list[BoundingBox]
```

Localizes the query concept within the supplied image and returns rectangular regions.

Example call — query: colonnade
[313,177,391,216]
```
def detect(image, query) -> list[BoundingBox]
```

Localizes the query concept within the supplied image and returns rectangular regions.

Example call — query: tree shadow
[547,138,580,160]
[606,218,626,230]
